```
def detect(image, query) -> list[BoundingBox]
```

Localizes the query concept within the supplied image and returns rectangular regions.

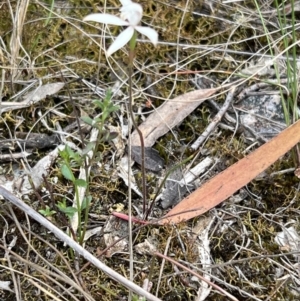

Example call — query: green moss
[1,0,299,300]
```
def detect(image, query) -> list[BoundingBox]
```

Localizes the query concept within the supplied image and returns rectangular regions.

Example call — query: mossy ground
[0,0,300,300]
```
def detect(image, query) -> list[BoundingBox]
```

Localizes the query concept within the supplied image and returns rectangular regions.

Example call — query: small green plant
[81,89,120,150]
[274,0,299,125]
[132,295,145,301]
[257,0,298,124]
[83,0,158,216]
[56,89,119,243]
[57,199,78,219]
[254,0,299,167]
[83,2,158,297]
[58,144,87,240]
[39,205,56,217]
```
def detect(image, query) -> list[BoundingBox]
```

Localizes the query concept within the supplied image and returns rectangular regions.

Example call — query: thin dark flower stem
[128,34,147,215]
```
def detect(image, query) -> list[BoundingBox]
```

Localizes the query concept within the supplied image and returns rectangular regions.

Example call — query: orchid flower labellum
[83,0,158,56]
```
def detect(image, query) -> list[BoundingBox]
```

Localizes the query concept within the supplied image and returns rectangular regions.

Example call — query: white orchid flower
[83,0,158,57]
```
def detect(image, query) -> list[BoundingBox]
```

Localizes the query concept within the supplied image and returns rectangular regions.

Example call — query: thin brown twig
[154,251,240,301]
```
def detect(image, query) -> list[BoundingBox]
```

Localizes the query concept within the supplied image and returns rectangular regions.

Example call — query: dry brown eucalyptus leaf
[1,82,65,113]
[160,119,300,224]
[23,82,65,103]
[131,88,217,148]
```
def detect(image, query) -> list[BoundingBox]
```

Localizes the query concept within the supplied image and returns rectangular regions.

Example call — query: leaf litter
[1,0,300,300]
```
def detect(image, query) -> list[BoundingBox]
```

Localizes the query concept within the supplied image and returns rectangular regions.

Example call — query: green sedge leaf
[81,116,94,126]
[75,179,87,187]
[81,195,92,210]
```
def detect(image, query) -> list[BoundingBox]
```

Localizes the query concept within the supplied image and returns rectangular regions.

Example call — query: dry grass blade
[8,0,29,80]
[1,0,300,299]
[161,119,300,224]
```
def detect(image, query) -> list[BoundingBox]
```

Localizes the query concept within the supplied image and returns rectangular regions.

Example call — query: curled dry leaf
[135,238,157,255]
[131,88,218,148]
[274,226,300,255]
[23,82,65,103]
[103,216,128,257]
[1,82,65,113]
[117,155,142,197]
[83,226,102,244]
[192,216,215,301]
[13,145,65,195]
[160,119,300,224]
[131,146,164,171]
[160,157,214,209]
[0,281,14,293]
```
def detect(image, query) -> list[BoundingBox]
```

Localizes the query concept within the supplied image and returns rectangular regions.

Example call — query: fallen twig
[191,86,236,150]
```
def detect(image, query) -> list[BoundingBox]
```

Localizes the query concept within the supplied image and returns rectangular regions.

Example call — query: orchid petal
[119,0,133,6]
[107,27,134,56]
[120,3,142,26]
[135,26,158,46]
[83,13,129,26]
